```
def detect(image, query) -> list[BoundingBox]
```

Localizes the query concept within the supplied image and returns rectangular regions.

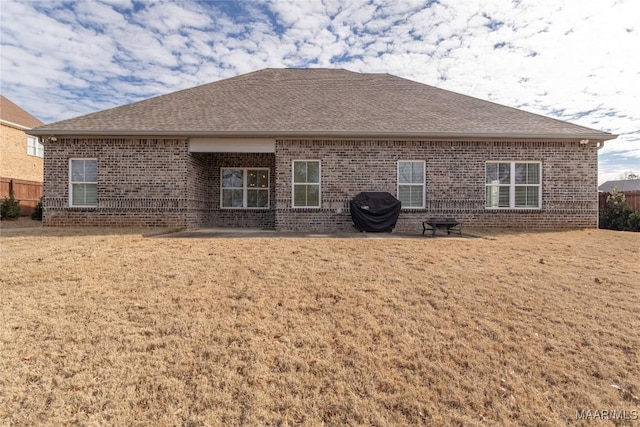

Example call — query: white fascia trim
[189,138,275,153]
[1,119,31,130]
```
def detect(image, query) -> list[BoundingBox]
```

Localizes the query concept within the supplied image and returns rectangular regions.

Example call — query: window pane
[498,186,510,206]
[247,189,257,207]
[411,162,424,183]
[486,163,497,184]
[398,162,411,184]
[486,186,510,207]
[84,184,97,205]
[247,189,268,208]
[399,185,423,207]
[515,187,525,206]
[410,185,423,206]
[71,161,86,181]
[306,161,319,183]
[515,163,540,185]
[246,169,269,188]
[527,163,540,184]
[222,189,243,207]
[498,163,510,184]
[257,171,269,188]
[293,162,306,183]
[256,190,269,207]
[293,185,307,206]
[231,189,243,207]
[84,160,97,182]
[515,163,526,184]
[222,169,243,188]
[306,184,319,206]
[398,185,411,206]
[294,184,320,207]
[515,186,539,207]
[247,170,258,188]
[72,184,85,205]
[247,169,268,188]
[527,187,539,207]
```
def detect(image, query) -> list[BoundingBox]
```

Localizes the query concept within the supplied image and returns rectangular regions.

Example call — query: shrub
[627,211,640,232]
[599,189,635,231]
[0,194,21,219]
[31,197,43,221]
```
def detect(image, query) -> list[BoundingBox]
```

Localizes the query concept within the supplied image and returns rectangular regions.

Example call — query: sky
[1,0,638,184]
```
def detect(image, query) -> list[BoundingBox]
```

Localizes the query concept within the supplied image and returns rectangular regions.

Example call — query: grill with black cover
[350,192,401,232]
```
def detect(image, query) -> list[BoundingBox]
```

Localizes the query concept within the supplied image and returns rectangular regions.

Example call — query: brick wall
[42,140,275,228]
[43,138,192,227]
[275,139,599,232]
[195,152,276,229]
[42,137,599,231]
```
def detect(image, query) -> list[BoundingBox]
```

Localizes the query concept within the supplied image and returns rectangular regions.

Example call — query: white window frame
[69,158,98,207]
[292,160,321,208]
[27,136,43,157]
[485,161,542,209]
[397,160,425,209]
[220,167,270,209]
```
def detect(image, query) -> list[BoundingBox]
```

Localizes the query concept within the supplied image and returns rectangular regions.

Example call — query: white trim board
[189,138,275,153]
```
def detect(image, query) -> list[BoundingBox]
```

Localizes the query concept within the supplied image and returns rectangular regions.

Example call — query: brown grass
[1,226,639,426]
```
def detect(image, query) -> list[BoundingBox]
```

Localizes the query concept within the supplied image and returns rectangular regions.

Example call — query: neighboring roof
[598,179,640,192]
[29,68,616,140]
[1,95,44,129]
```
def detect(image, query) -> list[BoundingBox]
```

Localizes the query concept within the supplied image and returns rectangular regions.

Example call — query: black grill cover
[350,192,402,232]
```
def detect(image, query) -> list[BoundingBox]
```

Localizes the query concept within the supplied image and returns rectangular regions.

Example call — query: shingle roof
[598,179,640,192]
[0,95,44,129]
[29,68,615,140]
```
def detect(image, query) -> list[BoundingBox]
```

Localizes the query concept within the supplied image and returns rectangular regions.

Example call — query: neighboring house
[0,95,44,216]
[598,179,640,193]
[27,68,617,231]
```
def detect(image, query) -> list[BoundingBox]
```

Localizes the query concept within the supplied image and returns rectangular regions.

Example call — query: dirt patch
[0,217,42,230]
[1,228,638,425]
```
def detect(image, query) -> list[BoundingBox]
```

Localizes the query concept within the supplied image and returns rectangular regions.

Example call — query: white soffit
[189,138,275,153]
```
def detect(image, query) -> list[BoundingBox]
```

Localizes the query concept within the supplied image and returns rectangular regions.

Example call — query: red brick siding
[43,138,192,227]
[275,139,599,232]
[201,153,276,229]
[42,137,598,231]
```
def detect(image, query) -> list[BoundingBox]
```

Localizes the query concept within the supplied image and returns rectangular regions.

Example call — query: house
[598,179,640,193]
[0,95,45,216]
[27,68,617,231]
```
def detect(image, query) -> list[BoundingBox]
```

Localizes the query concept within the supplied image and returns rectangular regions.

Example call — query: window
[292,160,320,208]
[27,136,43,157]
[397,160,425,208]
[221,168,269,209]
[485,162,541,209]
[70,159,97,207]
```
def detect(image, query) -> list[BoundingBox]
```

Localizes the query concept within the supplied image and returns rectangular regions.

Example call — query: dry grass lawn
[1,223,639,426]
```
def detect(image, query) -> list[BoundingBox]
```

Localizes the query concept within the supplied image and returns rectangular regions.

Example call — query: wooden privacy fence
[0,178,43,216]
[599,190,640,212]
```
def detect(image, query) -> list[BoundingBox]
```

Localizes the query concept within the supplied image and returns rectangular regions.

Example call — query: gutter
[26,129,619,141]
